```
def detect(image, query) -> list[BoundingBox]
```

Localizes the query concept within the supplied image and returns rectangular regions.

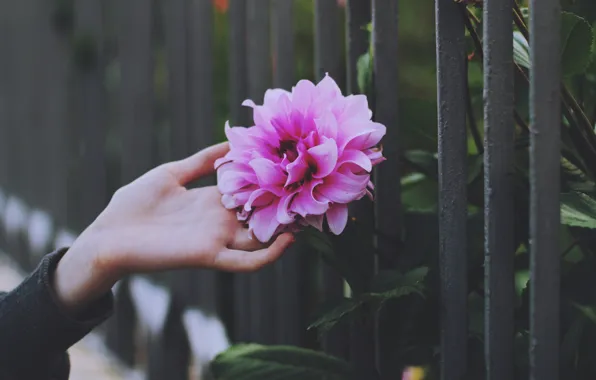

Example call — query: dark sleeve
[0,248,114,379]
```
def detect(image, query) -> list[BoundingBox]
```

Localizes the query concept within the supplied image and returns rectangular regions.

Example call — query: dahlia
[215,74,386,242]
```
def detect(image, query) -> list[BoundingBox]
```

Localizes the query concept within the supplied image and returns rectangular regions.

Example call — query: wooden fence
[0,0,562,379]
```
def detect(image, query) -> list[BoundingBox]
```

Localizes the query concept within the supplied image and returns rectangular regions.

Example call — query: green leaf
[561,12,595,76]
[560,191,596,228]
[513,31,530,69]
[368,267,429,300]
[356,53,373,95]
[210,344,354,380]
[308,297,364,334]
[573,303,596,325]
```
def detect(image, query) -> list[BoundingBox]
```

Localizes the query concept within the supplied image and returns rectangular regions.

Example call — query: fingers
[164,142,230,185]
[229,227,266,251]
[214,233,295,272]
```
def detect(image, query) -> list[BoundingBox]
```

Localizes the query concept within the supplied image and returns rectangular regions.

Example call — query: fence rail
[0,0,563,379]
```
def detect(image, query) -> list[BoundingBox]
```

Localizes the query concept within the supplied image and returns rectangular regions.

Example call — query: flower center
[278,140,298,161]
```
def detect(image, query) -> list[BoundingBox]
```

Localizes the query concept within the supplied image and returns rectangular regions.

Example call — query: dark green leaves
[210,344,354,380]
[561,12,595,76]
[308,267,428,336]
[513,12,595,76]
[560,191,596,228]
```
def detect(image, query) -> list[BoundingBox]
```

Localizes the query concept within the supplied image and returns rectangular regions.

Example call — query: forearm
[0,249,114,376]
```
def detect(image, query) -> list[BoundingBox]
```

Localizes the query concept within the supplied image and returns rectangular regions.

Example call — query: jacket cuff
[0,248,114,362]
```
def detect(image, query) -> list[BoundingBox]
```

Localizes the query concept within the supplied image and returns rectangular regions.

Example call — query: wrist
[52,227,120,315]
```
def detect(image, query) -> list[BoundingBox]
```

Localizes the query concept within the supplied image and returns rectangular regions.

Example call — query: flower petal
[308,138,339,179]
[249,200,281,242]
[244,189,275,211]
[338,120,386,151]
[249,158,286,187]
[291,180,329,217]
[337,149,372,173]
[305,214,324,231]
[316,172,369,204]
[326,204,348,235]
[277,192,297,224]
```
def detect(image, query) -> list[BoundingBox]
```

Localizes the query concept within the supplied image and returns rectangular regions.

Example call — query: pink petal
[314,112,338,140]
[316,172,369,204]
[285,153,309,186]
[277,193,297,224]
[291,180,329,217]
[339,120,386,151]
[218,169,257,194]
[337,94,372,123]
[264,88,291,105]
[249,201,282,242]
[326,204,348,235]
[308,138,339,179]
[337,149,373,173]
[249,158,286,187]
[291,80,316,114]
[315,74,342,100]
[244,189,275,211]
[364,147,386,166]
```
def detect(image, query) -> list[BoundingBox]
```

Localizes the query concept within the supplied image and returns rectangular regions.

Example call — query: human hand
[53,142,294,313]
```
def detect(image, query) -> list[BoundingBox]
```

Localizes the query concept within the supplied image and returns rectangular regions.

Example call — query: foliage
[208,0,596,379]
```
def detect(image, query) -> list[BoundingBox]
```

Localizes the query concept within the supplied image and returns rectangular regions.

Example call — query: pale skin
[53,142,295,315]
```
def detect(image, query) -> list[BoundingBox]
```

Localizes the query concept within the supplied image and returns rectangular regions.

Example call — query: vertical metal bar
[271,0,304,346]
[118,0,154,183]
[228,0,251,343]
[529,0,561,379]
[346,0,376,373]
[74,0,107,229]
[246,0,276,344]
[435,0,468,378]
[371,0,400,376]
[483,0,515,379]
[314,0,349,359]
[164,0,189,161]
[187,0,221,322]
[314,0,342,81]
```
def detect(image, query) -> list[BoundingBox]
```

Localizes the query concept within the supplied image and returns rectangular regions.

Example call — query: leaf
[210,344,354,380]
[308,268,428,337]
[356,53,373,95]
[573,303,596,325]
[368,267,429,300]
[308,297,364,334]
[512,13,595,75]
[560,191,596,228]
[561,12,595,76]
[513,31,531,69]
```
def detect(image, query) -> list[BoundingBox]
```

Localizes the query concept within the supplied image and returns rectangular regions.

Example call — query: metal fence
[0,0,561,379]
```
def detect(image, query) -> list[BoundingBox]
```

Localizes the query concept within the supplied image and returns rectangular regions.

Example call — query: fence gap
[529,0,562,379]
[434,0,468,378]
[482,0,515,378]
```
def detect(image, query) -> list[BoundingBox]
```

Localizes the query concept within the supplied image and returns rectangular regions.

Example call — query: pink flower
[215,75,386,242]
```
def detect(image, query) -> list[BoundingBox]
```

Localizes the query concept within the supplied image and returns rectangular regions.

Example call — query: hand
[53,142,295,313]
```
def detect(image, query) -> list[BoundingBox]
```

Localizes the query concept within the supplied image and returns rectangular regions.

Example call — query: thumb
[164,142,230,184]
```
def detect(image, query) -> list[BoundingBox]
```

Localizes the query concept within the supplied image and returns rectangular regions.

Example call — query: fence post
[482,0,515,379]
[246,0,277,344]
[529,0,561,379]
[371,0,401,377]
[73,0,108,231]
[314,0,350,360]
[227,0,251,343]
[434,0,468,378]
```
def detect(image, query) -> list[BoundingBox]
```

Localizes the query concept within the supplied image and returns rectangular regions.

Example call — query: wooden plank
[434,0,468,378]
[529,0,561,379]
[482,0,515,378]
